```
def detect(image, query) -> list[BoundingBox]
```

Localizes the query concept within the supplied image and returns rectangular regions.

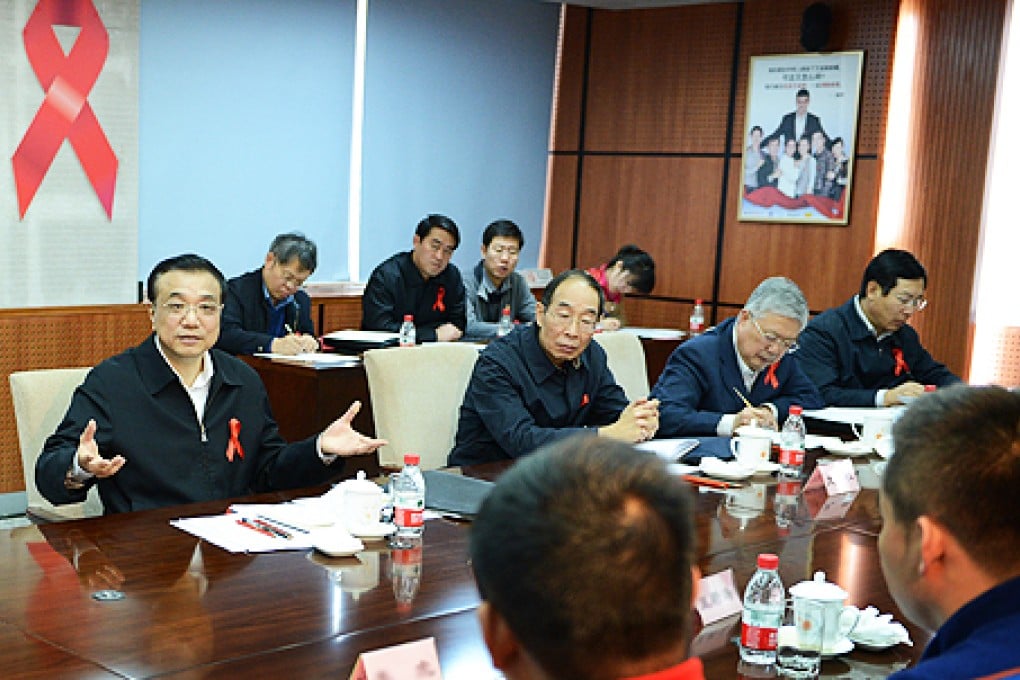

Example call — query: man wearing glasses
[448,270,659,466]
[797,249,960,407]
[361,214,466,343]
[36,254,385,514]
[216,232,319,356]
[651,277,823,437]
[462,219,537,341]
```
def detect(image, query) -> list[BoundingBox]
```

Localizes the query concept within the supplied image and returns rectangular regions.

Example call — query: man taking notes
[216,232,319,355]
[448,270,658,466]
[879,385,1020,678]
[650,277,823,437]
[463,219,537,341]
[37,254,385,514]
[471,435,705,680]
[361,213,467,343]
[796,249,960,406]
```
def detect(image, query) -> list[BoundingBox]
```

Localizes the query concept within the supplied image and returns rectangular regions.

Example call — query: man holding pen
[650,277,823,436]
[216,232,320,355]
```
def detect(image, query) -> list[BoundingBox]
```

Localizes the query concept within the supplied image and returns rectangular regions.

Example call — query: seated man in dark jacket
[651,276,823,437]
[37,254,384,514]
[796,249,960,407]
[216,232,319,356]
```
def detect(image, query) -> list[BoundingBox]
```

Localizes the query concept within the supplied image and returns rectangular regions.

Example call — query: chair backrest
[593,331,650,401]
[9,367,103,520]
[363,344,480,470]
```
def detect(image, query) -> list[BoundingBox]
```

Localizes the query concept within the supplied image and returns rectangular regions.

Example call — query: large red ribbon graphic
[891,348,910,377]
[432,286,446,312]
[226,418,244,462]
[764,361,780,389]
[12,0,118,219]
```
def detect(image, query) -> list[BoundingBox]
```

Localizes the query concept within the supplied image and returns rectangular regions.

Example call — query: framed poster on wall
[739,50,864,225]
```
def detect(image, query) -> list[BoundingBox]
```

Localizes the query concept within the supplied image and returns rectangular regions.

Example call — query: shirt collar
[475,260,508,298]
[153,335,215,389]
[853,295,894,342]
[731,318,758,384]
[263,282,293,311]
[521,324,587,383]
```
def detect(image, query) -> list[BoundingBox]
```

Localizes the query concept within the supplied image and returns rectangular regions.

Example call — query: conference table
[0,450,928,679]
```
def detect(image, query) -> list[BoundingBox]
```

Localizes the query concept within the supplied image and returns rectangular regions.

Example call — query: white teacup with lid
[335,471,389,535]
[788,571,860,651]
[730,425,774,469]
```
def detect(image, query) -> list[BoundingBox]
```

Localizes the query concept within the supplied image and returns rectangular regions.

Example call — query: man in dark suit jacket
[768,88,827,148]
[650,277,824,437]
[216,233,319,355]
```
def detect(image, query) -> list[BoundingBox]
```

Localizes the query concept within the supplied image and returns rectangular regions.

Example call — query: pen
[681,474,743,489]
[733,387,754,410]
[252,518,292,539]
[257,514,309,534]
[236,517,277,538]
[285,323,296,335]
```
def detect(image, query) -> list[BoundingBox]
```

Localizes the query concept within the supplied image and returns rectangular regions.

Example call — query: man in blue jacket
[796,249,959,407]
[881,385,1020,679]
[651,277,823,437]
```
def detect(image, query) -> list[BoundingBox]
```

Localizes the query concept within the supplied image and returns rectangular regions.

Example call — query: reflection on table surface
[0,452,926,679]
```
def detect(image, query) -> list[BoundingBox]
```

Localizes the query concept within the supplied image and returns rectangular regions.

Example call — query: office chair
[593,331,651,401]
[363,344,480,470]
[9,367,104,520]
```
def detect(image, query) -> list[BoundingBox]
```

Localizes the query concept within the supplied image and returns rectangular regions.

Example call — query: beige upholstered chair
[9,367,103,520]
[594,331,650,401]
[363,344,480,470]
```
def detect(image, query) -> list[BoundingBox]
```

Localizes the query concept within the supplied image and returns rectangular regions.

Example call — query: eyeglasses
[546,308,598,334]
[892,293,928,311]
[488,245,520,258]
[161,301,222,319]
[273,261,309,289]
[750,316,799,353]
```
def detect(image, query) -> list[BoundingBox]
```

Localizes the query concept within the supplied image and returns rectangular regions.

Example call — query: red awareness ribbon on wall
[226,418,244,462]
[11,0,118,220]
[764,361,780,389]
[432,286,446,312]
[891,348,910,377]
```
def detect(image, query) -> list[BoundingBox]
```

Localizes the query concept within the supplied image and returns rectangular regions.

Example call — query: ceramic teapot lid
[789,570,848,601]
[339,471,384,496]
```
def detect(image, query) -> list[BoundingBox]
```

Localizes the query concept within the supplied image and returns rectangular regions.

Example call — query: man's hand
[77,419,126,478]
[271,334,317,355]
[885,381,924,406]
[734,406,777,430]
[435,323,463,343]
[600,398,660,443]
[321,401,388,457]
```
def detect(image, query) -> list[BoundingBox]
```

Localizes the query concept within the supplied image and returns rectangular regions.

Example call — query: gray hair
[744,276,809,327]
[269,232,317,272]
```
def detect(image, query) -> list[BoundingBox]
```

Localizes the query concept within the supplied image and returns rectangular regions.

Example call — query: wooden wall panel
[894,0,1005,378]
[540,154,579,272]
[550,4,587,152]
[585,4,740,153]
[318,297,363,333]
[0,306,152,494]
[720,157,879,310]
[576,156,721,298]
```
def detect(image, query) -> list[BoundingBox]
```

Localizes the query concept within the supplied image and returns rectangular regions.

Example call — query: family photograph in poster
[740,51,864,224]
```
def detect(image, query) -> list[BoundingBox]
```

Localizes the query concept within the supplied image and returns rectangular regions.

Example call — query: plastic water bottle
[740,553,785,665]
[778,405,806,476]
[393,454,425,538]
[399,314,416,347]
[497,305,513,337]
[689,299,705,336]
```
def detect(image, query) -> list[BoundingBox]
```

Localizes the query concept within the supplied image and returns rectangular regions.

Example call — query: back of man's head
[885,384,1020,578]
[744,276,809,328]
[859,248,927,297]
[471,436,697,679]
[269,232,317,272]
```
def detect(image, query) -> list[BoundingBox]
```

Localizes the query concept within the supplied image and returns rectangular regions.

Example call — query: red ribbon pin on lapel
[226,418,244,462]
[581,393,590,407]
[432,286,446,312]
[764,361,779,389]
[892,348,910,377]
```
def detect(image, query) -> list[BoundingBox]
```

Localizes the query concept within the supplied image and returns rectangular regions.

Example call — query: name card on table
[695,568,743,624]
[349,637,442,680]
[804,458,860,496]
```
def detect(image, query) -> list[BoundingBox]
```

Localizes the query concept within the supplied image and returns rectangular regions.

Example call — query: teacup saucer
[350,523,396,541]
[778,627,854,658]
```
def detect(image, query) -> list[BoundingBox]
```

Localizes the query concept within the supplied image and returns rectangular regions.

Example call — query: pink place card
[349,637,442,680]
[695,568,743,625]
[804,458,860,495]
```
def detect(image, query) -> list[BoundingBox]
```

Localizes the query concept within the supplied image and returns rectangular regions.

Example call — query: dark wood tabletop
[0,454,928,679]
